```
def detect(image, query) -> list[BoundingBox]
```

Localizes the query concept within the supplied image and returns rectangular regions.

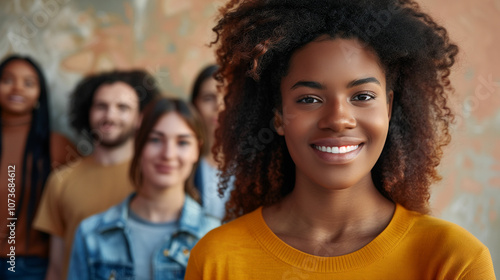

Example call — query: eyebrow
[117,102,132,107]
[150,130,194,138]
[346,77,381,88]
[92,100,135,107]
[290,77,381,90]
[1,72,38,81]
[290,81,325,90]
[177,134,194,139]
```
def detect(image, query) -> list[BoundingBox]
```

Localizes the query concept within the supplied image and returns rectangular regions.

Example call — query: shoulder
[45,156,89,187]
[50,132,81,168]
[409,209,479,241]
[402,208,495,278]
[403,207,489,255]
[192,208,259,254]
[188,210,262,275]
[50,132,72,146]
[77,200,125,236]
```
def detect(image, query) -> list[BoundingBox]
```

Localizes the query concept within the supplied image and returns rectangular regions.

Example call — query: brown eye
[297,96,319,104]
[352,92,375,101]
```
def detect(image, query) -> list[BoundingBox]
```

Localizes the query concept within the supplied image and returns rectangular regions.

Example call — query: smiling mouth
[312,144,360,154]
[8,95,25,102]
[155,165,176,173]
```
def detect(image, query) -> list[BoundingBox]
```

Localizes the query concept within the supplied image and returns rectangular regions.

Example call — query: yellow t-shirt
[186,204,495,279]
[34,156,134,278]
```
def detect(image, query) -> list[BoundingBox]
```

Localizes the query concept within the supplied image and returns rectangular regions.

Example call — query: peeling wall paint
[0,0,220,140]
[418,1,500,276]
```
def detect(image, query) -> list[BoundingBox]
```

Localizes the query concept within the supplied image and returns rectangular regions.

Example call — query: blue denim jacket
[67,194,220,280]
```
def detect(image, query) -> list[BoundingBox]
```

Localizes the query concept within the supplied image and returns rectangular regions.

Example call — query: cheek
[141,145,159,162]
[89,109,103,121]
[0,84,10,95]
[0,90,8,104]
[359,111,390,145]
[282,118,315,163]
[198,103,215,119]
[29,87,40,98]
[24,88,41,107]
[282,109,315,139]
[190,147,200,163]
[181,146,199,166]
[124,111,140,124]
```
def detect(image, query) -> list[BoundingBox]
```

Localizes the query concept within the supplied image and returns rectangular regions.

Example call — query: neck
[130,185,186,223]
[265,175,395,246]
[1,112,32,126]
[92,138,133,166]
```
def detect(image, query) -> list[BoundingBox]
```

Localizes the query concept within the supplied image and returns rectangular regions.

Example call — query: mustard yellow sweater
[186,204,495,279]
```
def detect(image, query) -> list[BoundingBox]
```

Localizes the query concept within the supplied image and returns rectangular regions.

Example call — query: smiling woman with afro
[185,0,496,279]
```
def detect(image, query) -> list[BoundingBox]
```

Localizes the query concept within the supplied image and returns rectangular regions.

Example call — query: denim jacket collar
[96,193,207,239]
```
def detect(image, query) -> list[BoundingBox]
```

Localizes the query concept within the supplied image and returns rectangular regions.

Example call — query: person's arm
[45,235,64,280]
[33,170,68,279]
[67,226,90,280]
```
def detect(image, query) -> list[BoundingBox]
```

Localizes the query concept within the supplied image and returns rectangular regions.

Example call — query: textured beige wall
[418,1,500,276]
[0,0,498,275]
[0,0,221,138]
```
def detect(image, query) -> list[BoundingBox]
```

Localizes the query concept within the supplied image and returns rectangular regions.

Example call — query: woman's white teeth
[315,145,359,154]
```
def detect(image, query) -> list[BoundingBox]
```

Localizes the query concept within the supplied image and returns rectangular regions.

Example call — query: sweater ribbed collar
[247,203,414,272]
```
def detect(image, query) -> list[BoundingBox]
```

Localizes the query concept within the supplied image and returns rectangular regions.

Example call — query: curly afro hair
[212,0,458,221]
[69,70,160,139]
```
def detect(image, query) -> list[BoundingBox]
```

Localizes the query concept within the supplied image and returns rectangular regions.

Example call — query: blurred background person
[68,98,220,280]
[0,55,76,280]
[34,70,159,280]
[190,65,232,220]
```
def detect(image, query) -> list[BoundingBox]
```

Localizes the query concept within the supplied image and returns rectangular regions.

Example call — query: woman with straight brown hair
[67,98,220,280]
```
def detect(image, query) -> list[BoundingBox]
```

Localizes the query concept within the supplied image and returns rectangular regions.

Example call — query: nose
[317,98,356,132]
[13,79,24,91]
[161,140,177,159]
[103,106,118,119]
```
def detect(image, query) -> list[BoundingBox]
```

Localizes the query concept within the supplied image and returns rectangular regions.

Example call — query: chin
[313,175,366,191]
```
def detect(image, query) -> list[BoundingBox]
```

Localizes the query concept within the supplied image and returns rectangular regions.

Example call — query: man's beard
[92,125,136,148]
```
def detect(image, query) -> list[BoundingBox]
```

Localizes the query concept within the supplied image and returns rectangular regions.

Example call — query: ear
[387,90,394,120]
[273,109,285,136]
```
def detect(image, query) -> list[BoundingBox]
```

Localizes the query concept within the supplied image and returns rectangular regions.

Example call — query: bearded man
[34,70,159,280]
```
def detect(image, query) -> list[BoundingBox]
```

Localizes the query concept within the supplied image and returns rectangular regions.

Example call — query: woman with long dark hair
[0,55,76,279]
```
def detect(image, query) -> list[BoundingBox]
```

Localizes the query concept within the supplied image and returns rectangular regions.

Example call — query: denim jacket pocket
[89,261,134,280]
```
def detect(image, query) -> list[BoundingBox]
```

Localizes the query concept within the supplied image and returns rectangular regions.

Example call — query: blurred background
[0,0,498,276]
